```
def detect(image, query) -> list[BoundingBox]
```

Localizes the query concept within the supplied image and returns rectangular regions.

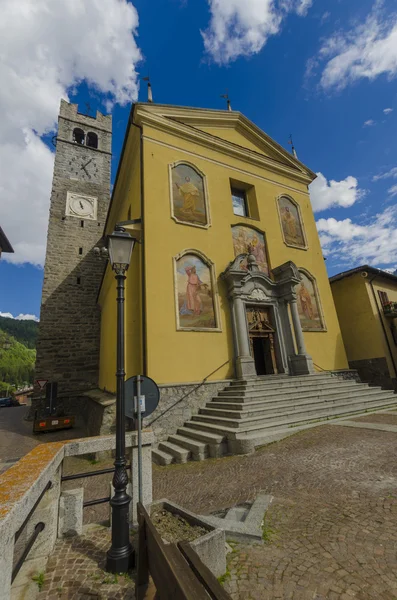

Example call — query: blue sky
[1,0,397,320]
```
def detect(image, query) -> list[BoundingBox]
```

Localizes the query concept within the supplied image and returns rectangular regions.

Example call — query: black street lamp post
[106,226,136,574]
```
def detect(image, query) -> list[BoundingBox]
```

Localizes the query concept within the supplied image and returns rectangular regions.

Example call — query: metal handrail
[147,359,232,427]
[61,464,131,482]
[12,523,45,583]
[15,481,52,543]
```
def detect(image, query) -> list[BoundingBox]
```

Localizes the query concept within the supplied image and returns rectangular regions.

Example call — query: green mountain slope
[0,315,38,349]
[0,329,36,393]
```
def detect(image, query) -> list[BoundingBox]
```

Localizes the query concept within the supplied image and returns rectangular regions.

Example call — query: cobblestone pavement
[37,417,397,599]
[351,412,397,426]
[154,422,397,600]
[37,525,135,599]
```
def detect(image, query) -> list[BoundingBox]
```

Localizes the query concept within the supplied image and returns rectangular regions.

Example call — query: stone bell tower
[34,100,112,406]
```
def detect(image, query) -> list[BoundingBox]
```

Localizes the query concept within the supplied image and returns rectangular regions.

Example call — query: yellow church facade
[98,103,348,393]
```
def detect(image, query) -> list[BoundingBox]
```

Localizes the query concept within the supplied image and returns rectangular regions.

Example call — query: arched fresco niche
[173,250,220,331]
[297,269,326,331]
[169,162,210,228]
[277,195,307,249]
[231,225,270,276]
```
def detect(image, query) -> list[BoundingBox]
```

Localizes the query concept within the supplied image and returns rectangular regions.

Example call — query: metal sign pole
[136,375,143,504]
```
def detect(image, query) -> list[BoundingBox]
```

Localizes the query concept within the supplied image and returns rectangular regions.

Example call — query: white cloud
[202,0,313,64]
[0,312,39,322]
[309,172,363,212]
[373,166,397,181]
[0,0,141,266]
[384,107,393,114]
[388,184,397,197]
[317,206,397,267]
[296,0,313,17]
[310,5,397,91]
[320,11,330,24]
[363,119,376,127]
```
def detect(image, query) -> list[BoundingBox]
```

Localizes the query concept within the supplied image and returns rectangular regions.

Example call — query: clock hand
[81,158,93,170]
[79,201,84,209]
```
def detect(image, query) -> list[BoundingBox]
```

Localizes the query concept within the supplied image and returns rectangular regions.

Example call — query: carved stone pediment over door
[246,307,274,334]
[221,252,315,378]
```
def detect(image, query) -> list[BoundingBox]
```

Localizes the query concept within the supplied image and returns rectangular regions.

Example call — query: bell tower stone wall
[34,100,112,402]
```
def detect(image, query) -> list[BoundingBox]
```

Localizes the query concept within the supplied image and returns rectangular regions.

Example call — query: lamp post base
[106,545,135,574]
[106,489,135,573]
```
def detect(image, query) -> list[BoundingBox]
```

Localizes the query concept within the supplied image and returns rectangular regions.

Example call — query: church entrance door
[247,307,278,376]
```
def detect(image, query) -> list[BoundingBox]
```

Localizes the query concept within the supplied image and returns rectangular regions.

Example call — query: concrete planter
[148,499,226,578]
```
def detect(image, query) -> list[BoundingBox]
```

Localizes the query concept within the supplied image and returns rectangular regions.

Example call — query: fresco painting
[232,225,269,275]
[297,272,324,331]
[279,197,306,248]
[176,254,216,329]
[171,164,208,226]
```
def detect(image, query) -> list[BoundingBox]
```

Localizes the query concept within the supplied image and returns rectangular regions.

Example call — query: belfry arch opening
[86,132,98,149]
[73,128,85,145]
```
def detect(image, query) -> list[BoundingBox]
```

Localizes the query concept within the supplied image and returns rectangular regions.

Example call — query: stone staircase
[152,373,397,466]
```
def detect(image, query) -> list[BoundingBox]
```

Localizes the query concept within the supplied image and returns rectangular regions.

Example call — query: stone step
[230,374,335,387]
[152,448,174,466]
[238,401,397,439]
[224,381,356,395]
[168,434,207,460]
[208,393,379,415]
[216,385,378,405]
[192,392,397,431]
[217,382,363,401]
[177,426,225,444]
[205,389,393,418]
[176,426,226,458]
[158,441,190,464]
[228,375,338,390]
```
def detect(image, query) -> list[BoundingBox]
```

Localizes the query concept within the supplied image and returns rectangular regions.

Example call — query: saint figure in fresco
[282,206,298,240]
[298,282,314,320]
[176,176,200,217]
[234,229,248,255]
[180,266,209,316]
[251,235,266,266]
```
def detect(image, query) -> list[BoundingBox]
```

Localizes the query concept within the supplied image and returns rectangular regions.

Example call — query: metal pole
[106,271,133,573]
[137,375,143,504]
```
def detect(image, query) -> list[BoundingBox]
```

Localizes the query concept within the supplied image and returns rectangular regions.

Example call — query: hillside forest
[0,316,38,395]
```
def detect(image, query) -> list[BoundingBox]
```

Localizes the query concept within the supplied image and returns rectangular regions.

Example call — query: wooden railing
[136,502,231,600]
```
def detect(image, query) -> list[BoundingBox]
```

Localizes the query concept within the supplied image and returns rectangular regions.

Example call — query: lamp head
[107,227,136,274]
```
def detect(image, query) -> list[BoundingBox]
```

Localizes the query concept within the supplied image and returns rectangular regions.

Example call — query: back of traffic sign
[124,375,160,419]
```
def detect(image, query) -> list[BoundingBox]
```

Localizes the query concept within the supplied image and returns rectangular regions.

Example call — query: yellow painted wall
[140,121,347,384]
[330,274,383,362]
[99,128,143,393]
[331,272,397,380]
[367,278,397,378]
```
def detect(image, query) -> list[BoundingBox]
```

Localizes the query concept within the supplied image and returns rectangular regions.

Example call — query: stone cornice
[134,105,315,186]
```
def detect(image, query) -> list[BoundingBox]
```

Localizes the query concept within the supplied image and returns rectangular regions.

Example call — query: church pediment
[133,103,316,182]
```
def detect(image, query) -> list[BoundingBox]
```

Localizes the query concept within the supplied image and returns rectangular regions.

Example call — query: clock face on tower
[68,155,101,181]
[66,192,98,220]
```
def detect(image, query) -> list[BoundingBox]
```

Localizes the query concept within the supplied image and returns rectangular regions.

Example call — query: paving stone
[153,423,397,600]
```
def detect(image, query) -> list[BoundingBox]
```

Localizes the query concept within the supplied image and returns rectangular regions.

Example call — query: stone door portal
[247,307,278,376]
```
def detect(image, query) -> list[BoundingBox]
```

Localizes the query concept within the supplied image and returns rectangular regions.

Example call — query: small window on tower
[86,132,98,149]
[73,128,85,145]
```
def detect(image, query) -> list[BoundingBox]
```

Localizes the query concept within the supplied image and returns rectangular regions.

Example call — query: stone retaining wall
[144,380,231,445]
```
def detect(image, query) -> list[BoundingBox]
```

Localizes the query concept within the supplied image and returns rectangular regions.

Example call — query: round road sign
[124,375,160,419]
